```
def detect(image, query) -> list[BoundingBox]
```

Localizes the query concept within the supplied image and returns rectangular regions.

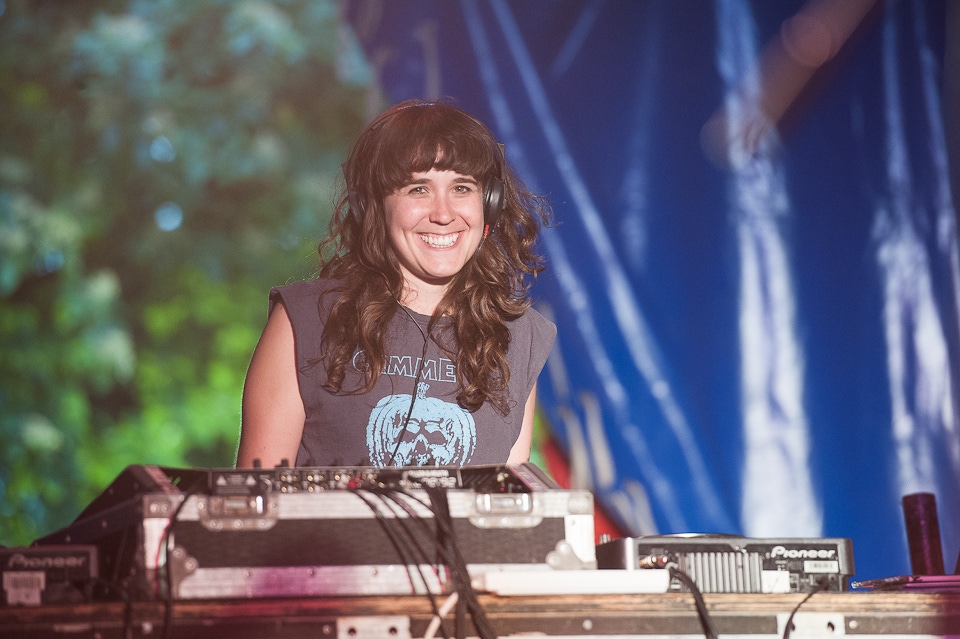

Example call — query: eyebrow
[404,175,479,186]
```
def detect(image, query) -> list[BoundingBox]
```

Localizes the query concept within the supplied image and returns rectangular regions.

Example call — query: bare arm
[506,383,538,464]
[237,303,305,468]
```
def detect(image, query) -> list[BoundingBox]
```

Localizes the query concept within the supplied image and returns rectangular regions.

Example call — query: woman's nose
[429,194,456,223]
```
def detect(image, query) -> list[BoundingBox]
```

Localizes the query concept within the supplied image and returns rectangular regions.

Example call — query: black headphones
[480,143,506,238]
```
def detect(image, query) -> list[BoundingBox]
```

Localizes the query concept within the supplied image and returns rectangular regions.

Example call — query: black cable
[353,489,451,639]
[107,524,133,594]
[160,489,196,639]
[355,490,448,595]
[121,587,134,639]
[782,577,831,639]
[360,486,475,639]
[355,490,437,570]
[384,483,494,638]
[387,304,431,467]
[374,488,455,566]
[372,486,478,594]
[385,487,469,571]
[456,591,467,639]
[425,486,497,639]
[667,563,719,639]
[376,483,482,616]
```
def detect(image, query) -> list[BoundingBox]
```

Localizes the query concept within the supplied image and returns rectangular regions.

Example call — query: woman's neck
[400,282,447,316]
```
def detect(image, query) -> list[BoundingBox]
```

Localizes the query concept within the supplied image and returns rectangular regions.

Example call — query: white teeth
[420,233,458,248]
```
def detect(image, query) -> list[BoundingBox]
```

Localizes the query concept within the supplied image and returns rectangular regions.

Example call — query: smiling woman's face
[384,167,485,294]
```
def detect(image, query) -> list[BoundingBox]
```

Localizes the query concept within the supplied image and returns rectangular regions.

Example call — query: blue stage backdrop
[343,0,959,582]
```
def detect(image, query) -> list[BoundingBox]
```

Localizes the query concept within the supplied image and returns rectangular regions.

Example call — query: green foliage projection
[0,0,371,546]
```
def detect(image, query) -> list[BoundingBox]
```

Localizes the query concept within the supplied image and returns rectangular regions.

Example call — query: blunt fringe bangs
[357,102,501,204]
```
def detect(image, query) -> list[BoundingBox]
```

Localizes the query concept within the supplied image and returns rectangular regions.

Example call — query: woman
[237,99,555,469]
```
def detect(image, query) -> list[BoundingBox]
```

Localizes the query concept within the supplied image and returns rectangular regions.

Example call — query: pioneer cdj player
[597,534,855,593]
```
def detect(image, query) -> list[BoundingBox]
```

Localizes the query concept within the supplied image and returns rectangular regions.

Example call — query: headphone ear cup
[483,176,505,233]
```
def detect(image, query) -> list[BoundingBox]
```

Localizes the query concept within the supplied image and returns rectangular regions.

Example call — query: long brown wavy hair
[315,99,551,414]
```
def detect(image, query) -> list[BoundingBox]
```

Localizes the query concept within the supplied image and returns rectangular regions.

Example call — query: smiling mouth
[420,232,460,248]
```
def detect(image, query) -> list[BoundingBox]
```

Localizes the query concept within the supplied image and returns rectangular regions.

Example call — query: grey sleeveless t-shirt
[269,278,556,467]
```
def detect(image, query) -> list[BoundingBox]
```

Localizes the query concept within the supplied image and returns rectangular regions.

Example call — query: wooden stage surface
[2,591,960,638]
